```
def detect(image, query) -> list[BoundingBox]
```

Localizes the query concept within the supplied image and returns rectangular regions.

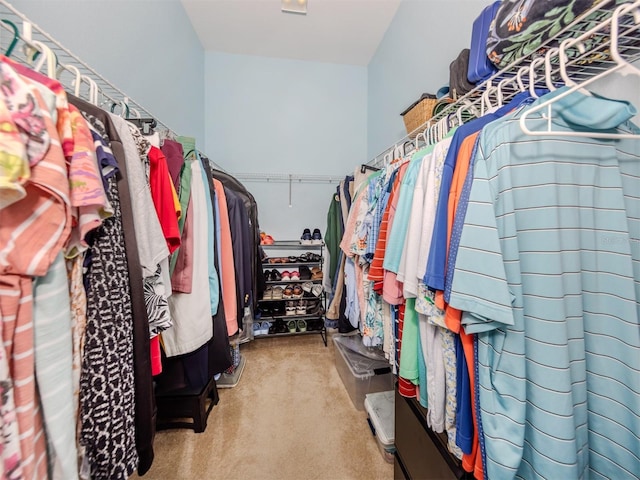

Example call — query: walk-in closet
[0,0,639,479]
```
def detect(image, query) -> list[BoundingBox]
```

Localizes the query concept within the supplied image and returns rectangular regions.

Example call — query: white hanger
[80,75,99,105]
[558,38,579,87]
[421,120,432,145]
[30,40,56,79]
[57,63,82,96]
[414,130,426,148]
[528,56,546,99]
[481,81,493,116]
[544,47,559,91]
[496,77,512,108]
[438,116,449,141]
[516,66,528,92]
[519,1,640,140]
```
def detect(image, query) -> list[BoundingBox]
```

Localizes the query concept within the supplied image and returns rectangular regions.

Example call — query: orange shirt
[438,131,484,480]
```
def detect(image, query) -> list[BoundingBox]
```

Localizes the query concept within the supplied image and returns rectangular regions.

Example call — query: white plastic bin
[333,335,393,411]
[365,390,395,463]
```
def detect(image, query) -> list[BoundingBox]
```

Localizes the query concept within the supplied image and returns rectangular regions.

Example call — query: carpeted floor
[137,333,394,480]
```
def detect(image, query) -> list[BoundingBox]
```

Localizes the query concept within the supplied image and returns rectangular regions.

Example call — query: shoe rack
[256,240,327,346]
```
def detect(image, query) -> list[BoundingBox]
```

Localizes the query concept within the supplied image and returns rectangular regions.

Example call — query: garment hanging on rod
[332,2,640,478]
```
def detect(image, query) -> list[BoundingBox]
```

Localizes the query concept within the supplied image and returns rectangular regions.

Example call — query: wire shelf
[368,0,640,167]
[0,0,178,136]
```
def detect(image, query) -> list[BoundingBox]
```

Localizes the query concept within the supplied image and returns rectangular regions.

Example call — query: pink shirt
[213,179,238,336]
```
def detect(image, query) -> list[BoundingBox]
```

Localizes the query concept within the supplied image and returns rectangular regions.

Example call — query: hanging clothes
[448,88,640,480]
[162,156,214,356]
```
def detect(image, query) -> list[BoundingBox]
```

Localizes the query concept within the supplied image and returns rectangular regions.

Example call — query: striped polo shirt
[448,87,640,479]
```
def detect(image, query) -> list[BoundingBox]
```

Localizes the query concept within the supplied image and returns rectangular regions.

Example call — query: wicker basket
[400,94,438,135]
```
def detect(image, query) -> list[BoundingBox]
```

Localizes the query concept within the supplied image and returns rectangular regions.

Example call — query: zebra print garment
[145,265,172,336]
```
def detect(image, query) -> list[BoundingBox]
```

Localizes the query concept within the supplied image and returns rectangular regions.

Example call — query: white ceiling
[180,0,402,66]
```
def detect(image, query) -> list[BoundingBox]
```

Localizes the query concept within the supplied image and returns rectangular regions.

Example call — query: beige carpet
[137,333,394,480]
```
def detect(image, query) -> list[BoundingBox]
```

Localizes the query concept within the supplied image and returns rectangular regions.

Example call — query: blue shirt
[424,91,539,291]
[449,87,640,479]
[444,92,540,303]
[197,153,220,315]
[384,147,434,273]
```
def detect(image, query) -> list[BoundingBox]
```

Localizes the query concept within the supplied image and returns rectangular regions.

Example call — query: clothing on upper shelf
[329,86,640,480]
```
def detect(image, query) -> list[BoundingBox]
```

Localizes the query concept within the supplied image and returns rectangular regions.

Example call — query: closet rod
[0,0,178,136]
[232,172,343,184]
[367,0,640,168]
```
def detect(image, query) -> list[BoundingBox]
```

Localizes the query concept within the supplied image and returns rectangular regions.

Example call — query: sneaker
[297,319,307,332]
[286,301,296,316]
[300,228,312,245]
[260,321,272,335]
[253,322,262,336]
[311,228,323,245]
[283,285,293,299]
[296,301,307,315]
[292,285,303,299]
[272,286,284,300]
[281,271,291,282]
[272,302,285,316]
[262,287,274,300]
[272,269,282,281]
[290,270,300,281]
[264,270,273,282]
[311,284,323,297]
[302,281,313,293]
[287,320,297,333]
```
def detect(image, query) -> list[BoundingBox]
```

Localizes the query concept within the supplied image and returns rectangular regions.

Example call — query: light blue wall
[367,0,494,159]
[205,52,367,240]
[8,0,205,148]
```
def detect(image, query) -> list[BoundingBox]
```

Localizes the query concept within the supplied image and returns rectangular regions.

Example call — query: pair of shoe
[280,270,300,282]
[287,319,307,333]
[263,286,284,300]
[282,285,303,299]
[253,321,272,336]
[300,228,323,245]
[302,282,323,297]
[264,269,282,282]
[285,300,307,316]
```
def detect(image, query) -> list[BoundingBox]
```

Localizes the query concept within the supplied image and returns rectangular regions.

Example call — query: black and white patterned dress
[79,115,138,479]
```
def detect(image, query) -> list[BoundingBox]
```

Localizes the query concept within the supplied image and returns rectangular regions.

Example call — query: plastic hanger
[1,19,19,57]
[80,75,99,105]
[519,1,640,140]
[57,63,81,96]
[30,40,56,79]
[528,57,546,99]
[481,81,493,115]
[544,47,559,91]
[402,140,414,157]
[110,99,129,118]
[516,66,528,92]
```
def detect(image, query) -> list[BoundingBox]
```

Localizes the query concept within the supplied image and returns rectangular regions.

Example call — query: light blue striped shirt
[449,87,640,479]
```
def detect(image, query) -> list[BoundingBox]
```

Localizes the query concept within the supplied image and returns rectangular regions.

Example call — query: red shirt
[148,146,181,254]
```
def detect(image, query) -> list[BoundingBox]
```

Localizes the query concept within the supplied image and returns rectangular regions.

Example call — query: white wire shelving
[368,0,640,167]
[0,0,177,135]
